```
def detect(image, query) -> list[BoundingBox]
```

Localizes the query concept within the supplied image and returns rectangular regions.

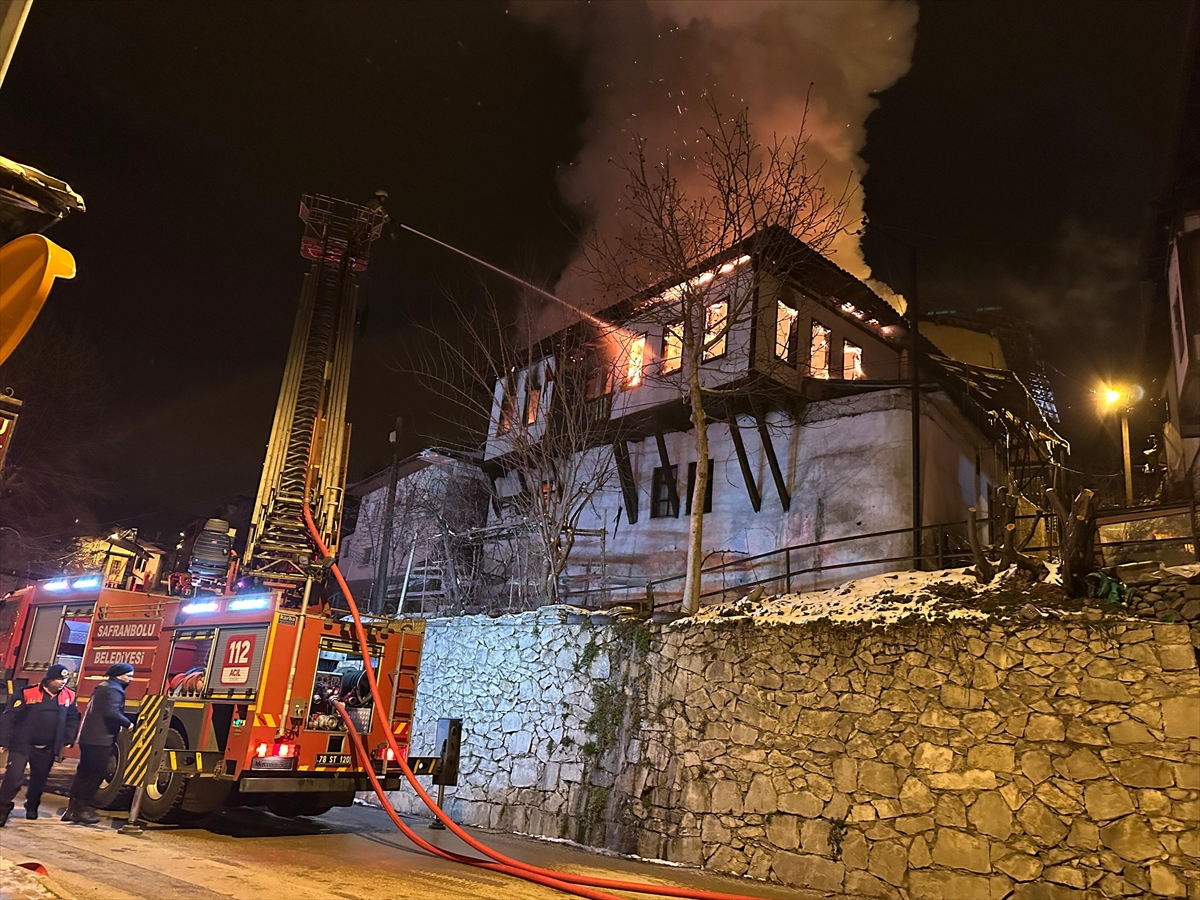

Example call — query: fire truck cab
[0,575,423,822]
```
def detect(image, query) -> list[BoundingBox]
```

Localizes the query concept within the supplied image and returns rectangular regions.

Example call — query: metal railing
[639,515,1056,608]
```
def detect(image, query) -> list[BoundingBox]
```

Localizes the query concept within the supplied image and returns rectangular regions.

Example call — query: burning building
[481,228,1066,609]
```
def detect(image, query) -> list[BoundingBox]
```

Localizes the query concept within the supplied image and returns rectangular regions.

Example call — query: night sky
[0,0,1192,545]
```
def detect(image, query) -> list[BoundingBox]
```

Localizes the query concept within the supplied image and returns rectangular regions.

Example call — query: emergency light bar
[228,596,272,611]
[181,600,219,614]
[43,574,104,592]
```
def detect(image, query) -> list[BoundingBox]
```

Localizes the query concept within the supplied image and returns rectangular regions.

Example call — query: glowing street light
[1099,384,1142,506]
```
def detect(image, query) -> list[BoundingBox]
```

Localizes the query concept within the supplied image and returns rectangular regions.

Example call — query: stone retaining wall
[383,611,1200,899]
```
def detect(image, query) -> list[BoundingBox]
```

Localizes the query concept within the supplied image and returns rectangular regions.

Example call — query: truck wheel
[92,731,134,811]
[139,728,188,824]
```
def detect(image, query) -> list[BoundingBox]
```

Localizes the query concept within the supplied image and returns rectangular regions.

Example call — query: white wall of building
[491,387,1000,605]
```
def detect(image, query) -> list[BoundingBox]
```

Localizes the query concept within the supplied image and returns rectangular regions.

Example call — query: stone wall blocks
[880,742,914,767]
[929,769,1000,791]
[1161,696,1200,739]
[970,791,1016,839]
[1118,758,1176,788]
[1016,797,1071,846]
[931,829,992,873]
[779,790,825,817]
[1100,813,1167,861]
[968,742,1017,772]
[908,869,993,899]
[824,792,851,822]
[1148,863,1188,897]
[1036,782,1085,816]
[963,711,1003,737]
[1067,721,1112,745]
[770,852,845,891]
[935,794,968,827]
[1001,781,1033,812]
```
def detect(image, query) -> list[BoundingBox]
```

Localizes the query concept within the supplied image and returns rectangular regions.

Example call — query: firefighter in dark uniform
[0,664,81,826]
[64,662,133,824]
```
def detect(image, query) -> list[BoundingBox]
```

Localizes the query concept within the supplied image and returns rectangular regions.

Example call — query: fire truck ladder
[243,193,387,587]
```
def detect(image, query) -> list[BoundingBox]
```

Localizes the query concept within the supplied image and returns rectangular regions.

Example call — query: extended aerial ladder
[242,193,388,594]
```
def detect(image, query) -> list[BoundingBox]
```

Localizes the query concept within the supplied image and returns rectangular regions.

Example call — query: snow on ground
[687,566,1023,627]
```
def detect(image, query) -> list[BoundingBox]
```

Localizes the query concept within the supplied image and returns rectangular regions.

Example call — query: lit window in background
[496,376,516,435]
[704,300,728,360]
[843,340,865,380]
[524,366,542,425]
[662,322,682,374]
[809,321,831,379]
[621,333,647,389]
[776,301,798,361]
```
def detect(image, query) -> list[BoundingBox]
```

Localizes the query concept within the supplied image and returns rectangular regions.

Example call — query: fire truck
[0,576,423,822]
[0,192,422,822]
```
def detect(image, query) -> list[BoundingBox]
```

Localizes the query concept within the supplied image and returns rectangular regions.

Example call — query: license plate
[315,754,352,767]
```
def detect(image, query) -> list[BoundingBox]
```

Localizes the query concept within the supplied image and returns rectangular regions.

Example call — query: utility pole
[370,417,403,615]
[1121,409,1133,506]
[908,246,922,569]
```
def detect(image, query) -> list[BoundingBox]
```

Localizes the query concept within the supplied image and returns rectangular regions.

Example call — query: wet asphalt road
[0,774,855,900]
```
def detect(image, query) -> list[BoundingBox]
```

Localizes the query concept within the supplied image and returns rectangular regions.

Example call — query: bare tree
[583,101,852,613]
[411,291,623,607]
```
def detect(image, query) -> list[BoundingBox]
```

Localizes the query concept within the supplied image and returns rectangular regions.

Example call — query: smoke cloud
[514,0,919,306]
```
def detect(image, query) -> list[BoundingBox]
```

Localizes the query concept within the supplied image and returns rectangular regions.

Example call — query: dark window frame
[650,465,679,519]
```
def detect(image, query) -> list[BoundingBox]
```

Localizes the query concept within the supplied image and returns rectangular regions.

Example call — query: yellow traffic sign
[0,233,76,365]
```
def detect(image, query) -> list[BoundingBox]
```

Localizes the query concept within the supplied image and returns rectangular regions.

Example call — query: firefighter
[63,662,133,825]
[0,664,82,826]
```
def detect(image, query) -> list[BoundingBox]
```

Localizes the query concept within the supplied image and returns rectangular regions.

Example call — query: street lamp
[1099,385,1143,506]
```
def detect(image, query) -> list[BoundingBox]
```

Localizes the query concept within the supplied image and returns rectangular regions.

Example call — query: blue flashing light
[43,579,70,592]
[181,600,219,614]
[228,596,271,612]
[71,575,101,590]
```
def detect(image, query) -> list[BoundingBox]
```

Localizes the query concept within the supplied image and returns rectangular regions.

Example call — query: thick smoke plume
[515,0,919,308]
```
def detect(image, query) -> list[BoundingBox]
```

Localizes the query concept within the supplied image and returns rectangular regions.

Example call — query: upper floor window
[776,301,798,362]
[618,332,647,389]
[662,322,682,374]
[524,366,543,425]
[809,321,831,379]
[843,340,865,380]
[496,375,516,436]
[650,465,678,518]
[703,300,728,361]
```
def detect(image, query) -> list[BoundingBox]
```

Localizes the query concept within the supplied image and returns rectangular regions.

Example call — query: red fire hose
[301,505,772,900]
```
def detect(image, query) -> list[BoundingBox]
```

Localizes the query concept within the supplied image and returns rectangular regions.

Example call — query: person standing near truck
[63,662,133,824]
[0,664,81,826]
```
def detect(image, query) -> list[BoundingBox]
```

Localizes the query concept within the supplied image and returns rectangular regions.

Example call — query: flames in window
[619,333,647,389]
[843,340,865,380]
[704,300,728,360]
[809,321,831,379]
[776,301,798,361]
[662,322,682,374]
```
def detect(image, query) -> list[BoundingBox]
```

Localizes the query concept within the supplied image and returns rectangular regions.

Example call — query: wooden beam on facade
[728,418,762,513]
[756,417,791,511]
[654,427,680,517]
[613,440,639,524]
